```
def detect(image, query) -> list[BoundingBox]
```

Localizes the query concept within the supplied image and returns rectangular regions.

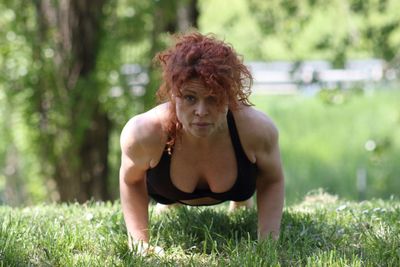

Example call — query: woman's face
[175,80,228,138]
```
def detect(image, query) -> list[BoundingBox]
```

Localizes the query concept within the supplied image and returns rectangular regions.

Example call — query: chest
[170,141,238,193]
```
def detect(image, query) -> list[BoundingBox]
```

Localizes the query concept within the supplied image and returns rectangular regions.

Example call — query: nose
[194,101,209,117]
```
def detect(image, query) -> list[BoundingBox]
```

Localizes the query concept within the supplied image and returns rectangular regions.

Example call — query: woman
[119,32,284,254]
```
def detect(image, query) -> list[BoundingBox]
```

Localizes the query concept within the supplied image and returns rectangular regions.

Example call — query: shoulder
[233,105,284,182]
[232,105,279,154]
[120,103,169,169]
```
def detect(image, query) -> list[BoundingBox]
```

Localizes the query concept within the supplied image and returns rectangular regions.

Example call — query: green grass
[250,88,400,204]
[1,192,399,266]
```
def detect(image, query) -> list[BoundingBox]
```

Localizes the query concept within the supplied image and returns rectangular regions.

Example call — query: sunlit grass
[1,192,399,266]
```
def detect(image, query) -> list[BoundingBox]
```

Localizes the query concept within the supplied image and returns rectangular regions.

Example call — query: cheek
[176,110,183,123]
[175,102,188,122]
[214,110,228,125]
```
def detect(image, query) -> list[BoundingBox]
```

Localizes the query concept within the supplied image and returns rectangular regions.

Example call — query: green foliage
[198,0,264,60]
[201,0,400,63]
[251,88,400,204]
[0,3,48,204]
[1,196,399,265]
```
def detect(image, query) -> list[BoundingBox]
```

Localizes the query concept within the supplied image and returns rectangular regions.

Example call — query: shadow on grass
[146,206,372,265]
[149,206,258,253]
[279,211,347,265]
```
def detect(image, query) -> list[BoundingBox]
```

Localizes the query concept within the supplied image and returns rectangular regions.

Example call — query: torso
[141,103,267,205]
[170,127,237,189]
[169,129,238,204]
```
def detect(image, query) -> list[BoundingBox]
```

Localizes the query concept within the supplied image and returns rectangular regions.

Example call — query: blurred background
[0,0,399,206]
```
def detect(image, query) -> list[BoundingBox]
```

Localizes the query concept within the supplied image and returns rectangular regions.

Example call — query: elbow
[257,174,284,192]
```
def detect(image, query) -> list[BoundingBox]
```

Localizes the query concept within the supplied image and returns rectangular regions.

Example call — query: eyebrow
[180,89,197,94]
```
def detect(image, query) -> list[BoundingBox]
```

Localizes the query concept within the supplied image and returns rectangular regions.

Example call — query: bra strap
[227,110,248,160]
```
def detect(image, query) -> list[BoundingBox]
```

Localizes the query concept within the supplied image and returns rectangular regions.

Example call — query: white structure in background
[317,59,385,89]
[247,61,297,95]
[247,59,388,95]
[120,64,148,97]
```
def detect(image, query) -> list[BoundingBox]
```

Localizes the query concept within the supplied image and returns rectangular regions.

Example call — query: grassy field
[1,191,399,266]
[251,88,400,204]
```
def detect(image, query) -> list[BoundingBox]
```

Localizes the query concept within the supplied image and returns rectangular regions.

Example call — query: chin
[190,128,213,138]
[191,131,210,138]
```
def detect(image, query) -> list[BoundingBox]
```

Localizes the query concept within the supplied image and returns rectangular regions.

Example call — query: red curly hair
[155,32,253,151]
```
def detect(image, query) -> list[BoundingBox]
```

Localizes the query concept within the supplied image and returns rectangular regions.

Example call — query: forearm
[257,179,284,240]
[120,178,149,243]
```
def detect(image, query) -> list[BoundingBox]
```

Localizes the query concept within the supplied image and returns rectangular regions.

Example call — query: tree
[247,0,400,65]
[0,0,200,204]
[32,0,111,202]
[1,0,110,202]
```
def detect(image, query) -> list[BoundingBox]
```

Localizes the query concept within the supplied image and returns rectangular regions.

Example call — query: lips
[192,122,211,127]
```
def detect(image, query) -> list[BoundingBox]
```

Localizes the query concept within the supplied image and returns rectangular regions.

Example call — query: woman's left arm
[255,124,285,241]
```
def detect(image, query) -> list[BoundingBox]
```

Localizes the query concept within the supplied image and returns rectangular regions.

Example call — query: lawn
[1,191,399,266]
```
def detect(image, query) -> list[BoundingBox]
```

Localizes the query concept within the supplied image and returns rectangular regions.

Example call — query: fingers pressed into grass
[129,239,165,256]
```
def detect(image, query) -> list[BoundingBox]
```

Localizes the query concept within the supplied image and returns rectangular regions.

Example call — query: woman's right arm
[119,117,153,246]
[119,164,149,244]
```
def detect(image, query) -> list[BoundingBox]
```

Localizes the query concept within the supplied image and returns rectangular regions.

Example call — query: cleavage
[169,146,237,194]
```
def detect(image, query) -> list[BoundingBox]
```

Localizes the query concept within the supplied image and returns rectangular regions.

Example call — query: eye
[206,96,217,104]
[183,95,196,103]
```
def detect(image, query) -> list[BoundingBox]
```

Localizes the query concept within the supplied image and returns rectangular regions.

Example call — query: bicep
[119,152,148,185]
[119,119,151,185]
[256,134,284,188]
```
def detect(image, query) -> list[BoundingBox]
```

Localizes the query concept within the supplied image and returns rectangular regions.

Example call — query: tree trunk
[78,105,111,201]
[177,0,199,32]
[35,0,110,202]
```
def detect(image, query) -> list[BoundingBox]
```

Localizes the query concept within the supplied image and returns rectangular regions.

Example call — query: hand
[258,230,279,241]
[129,240,165,256]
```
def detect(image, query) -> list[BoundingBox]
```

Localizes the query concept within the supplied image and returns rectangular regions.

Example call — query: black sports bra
[146,110,257,206]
